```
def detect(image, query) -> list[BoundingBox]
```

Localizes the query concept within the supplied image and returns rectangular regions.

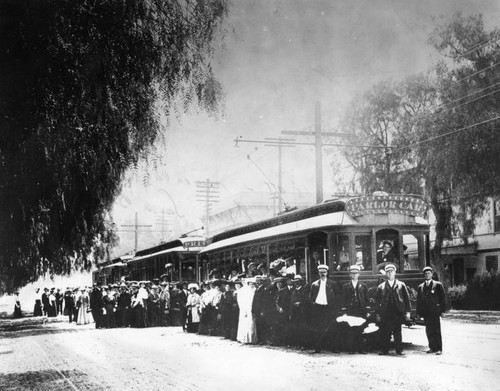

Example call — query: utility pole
[156,209,173,242]
[119,212,153,252]
[236,102,392,205]
[196,179,220,236]
[283,101,350,204]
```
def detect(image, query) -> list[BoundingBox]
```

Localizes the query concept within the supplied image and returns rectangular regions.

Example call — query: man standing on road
[340,265,370,353]
[375,263,411,356]
[417,266,446,355]
[90,284,103,329]
[309,264,339,354]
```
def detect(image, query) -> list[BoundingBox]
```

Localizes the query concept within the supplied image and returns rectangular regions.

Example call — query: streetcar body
[199,194,429,312]
[127,236,206,283]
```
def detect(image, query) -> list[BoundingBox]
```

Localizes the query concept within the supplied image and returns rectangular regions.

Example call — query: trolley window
[355,235,372,271]
[402,234,423,271]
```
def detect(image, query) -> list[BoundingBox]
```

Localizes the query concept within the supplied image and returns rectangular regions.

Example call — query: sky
[110,0,500,256]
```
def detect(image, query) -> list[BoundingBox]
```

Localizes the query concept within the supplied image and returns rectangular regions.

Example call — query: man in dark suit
[376,240,398,272]
[41,288,50,316]
[340,265,370,353]
[274,275,293,345]
[89,284,103,329]
[63,288,75,323]
[178,282,189,331]
[289,275,311,348]
[417,266,446,355]
[309,264,339,353]
[375,263,411,355]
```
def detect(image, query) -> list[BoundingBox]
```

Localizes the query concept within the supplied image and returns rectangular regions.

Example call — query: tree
[341,13,500,264]
[0,0,227,292]
[340,75,436,195]
[422,13,500,260]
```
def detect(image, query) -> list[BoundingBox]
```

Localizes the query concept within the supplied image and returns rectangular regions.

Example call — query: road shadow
[0,324,93,339]
[0,369,104,391]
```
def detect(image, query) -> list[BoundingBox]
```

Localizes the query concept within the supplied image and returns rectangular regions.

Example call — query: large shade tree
[0,0,227,292]
[341,13,500,263]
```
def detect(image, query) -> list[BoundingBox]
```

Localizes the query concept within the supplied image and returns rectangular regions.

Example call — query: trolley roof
[210,198,348,243]
[200,211,358,254]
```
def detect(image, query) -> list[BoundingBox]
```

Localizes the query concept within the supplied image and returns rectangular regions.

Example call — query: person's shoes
[426,349,434,354]
[396,351,405,356]
[435,351,442,355]
[379,351,389,355]
[310,349,321,354]
[358,350,367,354]
[331,349,340,354]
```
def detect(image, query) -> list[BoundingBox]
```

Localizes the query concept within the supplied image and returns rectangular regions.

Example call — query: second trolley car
[127,236,206,283]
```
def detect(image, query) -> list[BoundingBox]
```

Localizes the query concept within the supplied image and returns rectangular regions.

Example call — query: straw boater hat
[423,266,433,273]
[317,264,329,272]
[350,265,360,273]
[384,263,396,272]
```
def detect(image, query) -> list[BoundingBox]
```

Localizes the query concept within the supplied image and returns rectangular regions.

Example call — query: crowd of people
[31,263,446,356]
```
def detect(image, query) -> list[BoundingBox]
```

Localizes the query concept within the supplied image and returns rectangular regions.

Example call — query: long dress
[186,292,201,333]
[236,284,257,344]
[13,296,22,318]
[33,294,43,316]
[77,291,94,325]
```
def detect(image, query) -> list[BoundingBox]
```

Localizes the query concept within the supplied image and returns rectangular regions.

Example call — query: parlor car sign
[345,195,426,217]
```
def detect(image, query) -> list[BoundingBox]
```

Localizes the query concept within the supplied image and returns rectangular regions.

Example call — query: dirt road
[0,318,498,391]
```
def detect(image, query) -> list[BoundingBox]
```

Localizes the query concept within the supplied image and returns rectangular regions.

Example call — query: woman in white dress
[236,278,257,344]
[186,284,201,333]
[77,288,93,325]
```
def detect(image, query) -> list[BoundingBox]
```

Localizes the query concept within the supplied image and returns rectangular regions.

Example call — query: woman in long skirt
[33,288,43,316]
[186,284,201,333]
[13,293,22,318]
[236,278,257,344]
[77,288,93,325]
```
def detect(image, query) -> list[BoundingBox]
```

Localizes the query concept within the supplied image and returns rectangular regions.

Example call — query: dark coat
[63,292,75,310]
[375,279,411,315]
[416,280,446,317]
[309,278,337,309]
[340,281,370,316]
[275,287,292,317]
[90,289,102,310]
[290,283,311,321]
[178,290,188,309]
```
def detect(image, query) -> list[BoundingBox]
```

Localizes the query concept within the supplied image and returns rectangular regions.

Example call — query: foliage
[447,284,467,310]
[341,75,436,196]
[341,13,500,263]
[465,271,500,310]
[0,0,227,292]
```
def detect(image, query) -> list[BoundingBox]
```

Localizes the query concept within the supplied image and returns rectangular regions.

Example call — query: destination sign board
[345,195,426,217]
[183,240,206,249]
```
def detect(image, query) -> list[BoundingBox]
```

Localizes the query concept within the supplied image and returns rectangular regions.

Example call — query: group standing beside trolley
[86,193,446,355]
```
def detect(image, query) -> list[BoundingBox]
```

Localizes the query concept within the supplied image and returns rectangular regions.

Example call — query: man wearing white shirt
[309,264,339,353]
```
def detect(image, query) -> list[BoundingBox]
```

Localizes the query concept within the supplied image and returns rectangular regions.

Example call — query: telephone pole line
[119,212,153,252]
[236,102,392,205]
[196,179,220,236]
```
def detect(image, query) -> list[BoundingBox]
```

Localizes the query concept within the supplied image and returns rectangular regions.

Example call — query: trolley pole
[314,102,323,204]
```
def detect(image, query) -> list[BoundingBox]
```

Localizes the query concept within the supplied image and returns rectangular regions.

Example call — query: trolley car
[93,254,132,286]
[127,236,206,283]
[199,193,429,310]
